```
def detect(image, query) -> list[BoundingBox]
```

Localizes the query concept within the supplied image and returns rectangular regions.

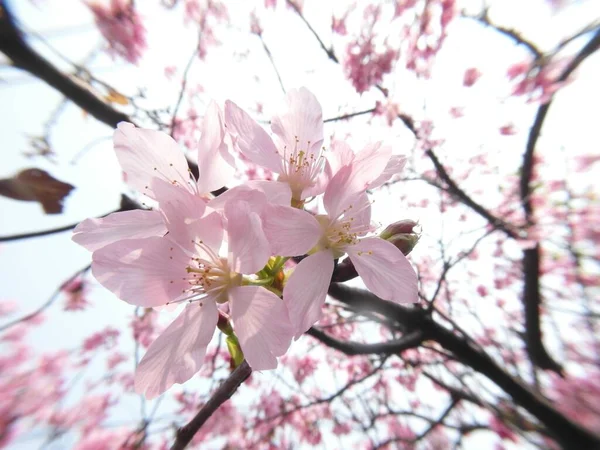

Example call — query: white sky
[1,0,599,448]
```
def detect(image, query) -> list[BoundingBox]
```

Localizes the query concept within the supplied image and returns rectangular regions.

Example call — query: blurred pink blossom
[86,0,147,64]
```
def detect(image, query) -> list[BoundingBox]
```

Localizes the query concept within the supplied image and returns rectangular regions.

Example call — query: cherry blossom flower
[91,187,293,398]
[463,67,482,87]
[73,101,234,252]
[61,278,91,311]
[224,87,325,206]
[86,0,147,64]
[263,158,418,337]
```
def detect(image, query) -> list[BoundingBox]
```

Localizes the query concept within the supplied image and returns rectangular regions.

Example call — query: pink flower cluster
[72,87,418,398]
[344,5,398,93]
[86,0,147,64]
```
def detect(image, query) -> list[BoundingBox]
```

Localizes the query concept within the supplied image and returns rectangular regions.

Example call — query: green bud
[379,219,420,255]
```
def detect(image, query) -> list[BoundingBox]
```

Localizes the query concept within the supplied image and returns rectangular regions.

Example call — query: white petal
[224,200,270,274]
[347,238,418,304]
[135,300,218,399]
[72,210,166,252]
[92,237,190,307]
[262,205,321,256]
[283,250,334,338]
[271,87,324,159]
[229,286,293,370]
[224,101,283,173]
[114,122,194,198]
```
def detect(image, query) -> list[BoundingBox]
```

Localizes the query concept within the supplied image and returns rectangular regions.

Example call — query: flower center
[278,137,325,201]
[169,243,241,306]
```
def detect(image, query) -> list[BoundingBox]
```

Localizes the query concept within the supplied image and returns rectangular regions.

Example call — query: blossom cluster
[72,87,418,398]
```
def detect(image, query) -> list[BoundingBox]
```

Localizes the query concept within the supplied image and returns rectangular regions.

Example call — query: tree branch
[170,361,252,450]
[285,0,338,63]
[523,245,564,374]
[327,284,600,449]
[425,149,519,239]
[0,264,90,332]
[466,12,543,59]
[518,29,600,373]
[0,0,131,128]
[520,28,600,222]
[0,194,140,243]
[307,327,424,356]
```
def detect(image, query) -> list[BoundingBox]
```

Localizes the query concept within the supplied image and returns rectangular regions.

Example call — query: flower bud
[379,219,420,255]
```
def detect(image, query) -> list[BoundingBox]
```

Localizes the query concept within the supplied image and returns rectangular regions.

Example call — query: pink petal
[302,140,353,199]
[224,101,282,173]
[153,178,206,224]
[323,165,368,220]
[261,205,321,256]
[224,200,270,274]
[271,87,323,159]
[196,101,236,193]
[92,237,190,307]
[135,300,218,399]
[283,250,334,338]
[367,155,407,189]
[207,184,268,212]
[352,142,392,190]
[229,286,293,370]
[347,237,418,304]
[152,178,220,252]
[72,210,166,252]
[326,140,355,178]
[173,211,225,258]
[113,122,193,199]
[245,180,292,206]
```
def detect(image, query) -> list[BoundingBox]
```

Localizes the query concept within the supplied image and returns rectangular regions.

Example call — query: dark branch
[522,246,563,374]
[0,194,140,243]
[466,12,543,59]
[307,327,424,355]
[0,0,131,128]
[324,108,377,123]
[0,222,79,243]
[518,29,600,373]
[520,28,600,221]
[170,361,252,450]
[425,149,519,239]
[0,264,90,332]
[327,284,600,449]
[259,34,286,94]
[286,0,338,63]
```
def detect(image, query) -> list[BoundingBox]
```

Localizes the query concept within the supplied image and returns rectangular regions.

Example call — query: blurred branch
[324,108,377,123]
[0,264,90,332]
[0,0,131,128]
[286,0,338,63]
[523,245,563,374]
[465,10,543,59]
[307,327,424,355]
[520,28,600,222]
[0,222,80,242]
[170,35,200,136]
[0,194,139,243]
[426,149,519,239]
[518,29,600,374]
[258,34,286,94]
[170,361,252,450]
[327,283,600,449]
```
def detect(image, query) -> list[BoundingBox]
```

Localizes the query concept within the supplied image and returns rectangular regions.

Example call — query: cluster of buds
[72,88,418,398]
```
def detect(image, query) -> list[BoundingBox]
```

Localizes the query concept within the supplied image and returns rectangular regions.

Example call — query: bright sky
[1,0,599,448]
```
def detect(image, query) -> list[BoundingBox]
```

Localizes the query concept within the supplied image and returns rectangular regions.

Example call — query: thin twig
[258,34,286,94]
[170,361,252,450]
[170,36,200,136]
[0,264,91,332]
